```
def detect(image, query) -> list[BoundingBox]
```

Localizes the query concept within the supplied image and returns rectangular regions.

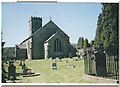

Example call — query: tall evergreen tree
[84,38,89,48]
[94,3,118,56]
[77,37,81,49]
[102,3,118,56]
[79,37,84,49]
[77,37,84,49]
[94,13,104,49]
[90,40,94,46]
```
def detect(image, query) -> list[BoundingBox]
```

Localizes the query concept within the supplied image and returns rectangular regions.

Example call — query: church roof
[20,20,69,44]
[17,44,27,49]
[45,32,57,43]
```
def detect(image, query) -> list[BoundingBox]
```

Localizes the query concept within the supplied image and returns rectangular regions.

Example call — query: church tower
[29,16,42,35]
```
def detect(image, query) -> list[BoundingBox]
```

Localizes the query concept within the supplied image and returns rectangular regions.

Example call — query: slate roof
[45,33,57,43]
[20,20,69,44]
[17,44,27,49]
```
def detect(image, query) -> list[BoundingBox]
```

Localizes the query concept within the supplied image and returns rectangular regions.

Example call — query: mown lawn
[5,58,98,83]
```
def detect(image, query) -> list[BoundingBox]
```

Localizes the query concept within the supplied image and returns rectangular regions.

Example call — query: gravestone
[22,59,26,69]
[59,58,62,62]
[94,50,107,77]
[23,68,32,75]
[19,60,22,66]
[51,63,57,70]
[77,54,80,58]
[65,60,68,63]
[50,58,53,60]
[8,63,16,80]
[22,64,26,70]
[69,52,72,59]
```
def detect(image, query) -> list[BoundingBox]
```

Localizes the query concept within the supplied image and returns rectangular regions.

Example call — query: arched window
[54,39,61,52]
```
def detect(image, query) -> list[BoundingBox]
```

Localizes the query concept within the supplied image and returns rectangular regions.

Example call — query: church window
[54,39,61,52]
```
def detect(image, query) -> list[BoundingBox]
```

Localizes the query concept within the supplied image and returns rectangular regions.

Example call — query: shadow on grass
[15,78,22,80]
[16,72,22,77]
[22,73,41,77]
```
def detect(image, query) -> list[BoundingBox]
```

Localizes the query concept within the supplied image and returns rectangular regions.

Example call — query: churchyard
[4,57,101,83]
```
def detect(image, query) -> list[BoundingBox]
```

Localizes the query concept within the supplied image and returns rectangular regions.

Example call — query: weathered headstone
[8,63,16,80]
[65,60,68,63]
[69,52,72,59]
[19,60,22,66]
[54,58,57,62]
[51,63,57,70]
[23,69,32,75]
[77,54,80,58]
[66,65,75,68]
[59,58,62,62]
[22,64,26,70]
[50,58,53,60]
[23,69,27,75]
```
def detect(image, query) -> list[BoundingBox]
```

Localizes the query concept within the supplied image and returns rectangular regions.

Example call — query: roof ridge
[45,32,58,43]
[20,20,52,44]
[20,20,69,44]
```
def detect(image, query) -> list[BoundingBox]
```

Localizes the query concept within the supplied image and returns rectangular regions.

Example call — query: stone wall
[46,33,70,58]
[32,21,69,59]
[15,41,28,59]
[15,47,27,59]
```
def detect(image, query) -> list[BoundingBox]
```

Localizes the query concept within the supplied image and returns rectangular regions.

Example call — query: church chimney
[29,16,42,35]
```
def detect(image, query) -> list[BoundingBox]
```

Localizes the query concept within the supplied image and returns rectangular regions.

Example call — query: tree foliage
[84,38,89,48]
[77,37,84,49]
[3,47,15,57]
[2,42,7,83]
[90,40,94,46]
[94,3,118,56]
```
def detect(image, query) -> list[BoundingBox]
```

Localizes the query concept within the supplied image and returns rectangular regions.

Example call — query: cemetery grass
[5,58,98,83]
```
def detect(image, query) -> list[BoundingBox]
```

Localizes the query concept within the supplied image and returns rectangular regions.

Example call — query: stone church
[15,16,76,59]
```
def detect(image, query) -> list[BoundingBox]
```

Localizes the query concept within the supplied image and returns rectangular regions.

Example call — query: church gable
[43,20,69,38]
[45,32,68,44]
[34,20,69,40]
[21,20,69,44]
[44,32,71,58]
[45,33,57,43]
[32,20,70,45]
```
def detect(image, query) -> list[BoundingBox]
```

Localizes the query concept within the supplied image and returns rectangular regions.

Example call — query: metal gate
[84,49,119,80]
[106,55,119,80]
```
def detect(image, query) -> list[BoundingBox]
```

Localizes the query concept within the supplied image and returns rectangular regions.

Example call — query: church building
[15,16,76,59]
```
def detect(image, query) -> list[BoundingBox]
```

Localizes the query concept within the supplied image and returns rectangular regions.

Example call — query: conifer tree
[77,37,84,49]
[84,38,89,48]
[94,3,118,56]
[77,37,81,49]
[90,40,94,46]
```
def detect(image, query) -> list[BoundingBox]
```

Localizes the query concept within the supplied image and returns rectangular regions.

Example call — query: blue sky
[2,2,102,47]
